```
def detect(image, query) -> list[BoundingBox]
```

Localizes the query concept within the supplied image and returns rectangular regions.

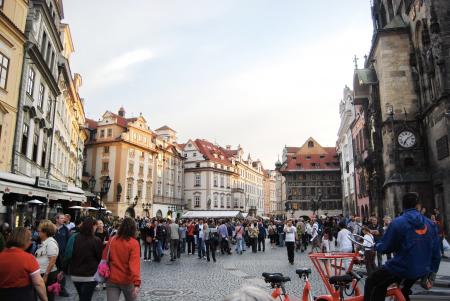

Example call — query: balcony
[231,188,244,193]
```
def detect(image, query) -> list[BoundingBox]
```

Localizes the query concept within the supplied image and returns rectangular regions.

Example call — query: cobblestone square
[57,242,329,301]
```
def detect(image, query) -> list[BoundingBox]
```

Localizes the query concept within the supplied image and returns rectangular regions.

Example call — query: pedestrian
[267,221,276,249]
[205,221,219,262]
[169,219,180,261]
[248,222,259,253]
[284,219,296,265]
[95,220,110,247]
[364,193,441,301]
[53,212,70,297]
[35,220,59,301]
[197,219,206,259]
[0,227,48,301]
[65,214,75,231]
[179,222,187,254]
[257,221,266,252]
[320,230,335,253]
[186,220,195,255]
[276,221,285,247]
[104,217,141,301]
[67,217,102,301]
[142,221,153,262]
[368,216,384,267]
[337,222,353,270]
[361,226,376,276]
[218,220,230,255]
[234,221,245,254]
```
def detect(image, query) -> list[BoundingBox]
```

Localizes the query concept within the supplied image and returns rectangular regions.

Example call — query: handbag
[94,237,114,283]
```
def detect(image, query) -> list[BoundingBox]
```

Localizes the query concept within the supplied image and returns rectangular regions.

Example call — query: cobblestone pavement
[56,242,331,301]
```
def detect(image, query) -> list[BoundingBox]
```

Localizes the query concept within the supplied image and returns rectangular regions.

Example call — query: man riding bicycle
[364,192,441,301]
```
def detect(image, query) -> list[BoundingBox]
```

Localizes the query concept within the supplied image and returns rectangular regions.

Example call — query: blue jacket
[376,209,441,279]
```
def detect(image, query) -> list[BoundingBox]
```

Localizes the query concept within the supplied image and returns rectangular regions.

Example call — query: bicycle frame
[271,285,292,301]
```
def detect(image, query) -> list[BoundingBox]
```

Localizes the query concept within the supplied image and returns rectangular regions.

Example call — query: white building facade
[336,86,356,216]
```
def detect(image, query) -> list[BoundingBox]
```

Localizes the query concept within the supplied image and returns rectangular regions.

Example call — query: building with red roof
[278,137,342,217]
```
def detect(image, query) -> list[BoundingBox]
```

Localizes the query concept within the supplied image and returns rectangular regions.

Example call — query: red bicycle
[262,268,313,301]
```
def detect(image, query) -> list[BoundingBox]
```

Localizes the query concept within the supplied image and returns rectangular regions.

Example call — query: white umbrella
[69,206,83,209]
[28,199,44,205]
[106,210,112,214]
[84,207,98,211]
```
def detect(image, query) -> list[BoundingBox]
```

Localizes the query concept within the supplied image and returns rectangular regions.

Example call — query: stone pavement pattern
[56,246,450,301]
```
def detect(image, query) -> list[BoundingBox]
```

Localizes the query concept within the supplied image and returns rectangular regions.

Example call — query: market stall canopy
[69,206,83,209]
[181,210,244,219]
[28,199,44,205]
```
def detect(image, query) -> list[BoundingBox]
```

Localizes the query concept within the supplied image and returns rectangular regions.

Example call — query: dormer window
[308,141,314,148]
[306,156,311,160]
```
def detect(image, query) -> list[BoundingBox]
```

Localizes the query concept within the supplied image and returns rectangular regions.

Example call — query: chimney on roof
[118,107,125,117]
[226,145,231,150]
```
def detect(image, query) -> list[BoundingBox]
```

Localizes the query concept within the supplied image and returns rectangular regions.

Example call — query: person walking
[0,227,48,301]
[68,217,102,301]
[35,220,59,301]
[197,220,206,259]
[276,221,285,247]
[267,221,276,249]
[54,212,70,297]
[186,221,195,255]
[218,220,230,255]
[368,216,384,267]
[169,219,180,261]
[104,217,141,301]
[205,221,219,262]
[142,221,153,262]
[361,226,376,276]
[257,221,266,252]
[179,222,187,254]
[234,221,245,254]
[284,220,297,265]
[248,222,259,253]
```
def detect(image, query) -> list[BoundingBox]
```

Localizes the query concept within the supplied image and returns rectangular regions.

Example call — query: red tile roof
[281,138,340,172]
[85,118,98,129]
[194,139,233,166]
[103,111,137,128]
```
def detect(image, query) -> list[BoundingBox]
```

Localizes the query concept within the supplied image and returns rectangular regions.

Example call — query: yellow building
[0,0,28,171]
[84,108,158,218]
[50,23,87,188]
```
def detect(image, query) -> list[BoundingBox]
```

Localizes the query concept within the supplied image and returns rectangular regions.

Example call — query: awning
[0,172,86,203]
[181,210,244,219]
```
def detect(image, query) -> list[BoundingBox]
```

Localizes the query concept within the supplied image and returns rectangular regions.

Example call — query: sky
[63,0,374,169]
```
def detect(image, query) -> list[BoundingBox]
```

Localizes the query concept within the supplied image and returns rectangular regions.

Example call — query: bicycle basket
[308,252,360,296]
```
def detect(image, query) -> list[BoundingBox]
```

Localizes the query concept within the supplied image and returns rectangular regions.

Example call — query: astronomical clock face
[398,131,416,148]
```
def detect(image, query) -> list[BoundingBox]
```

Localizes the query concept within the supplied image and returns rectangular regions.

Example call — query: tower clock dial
[398,130,416,148]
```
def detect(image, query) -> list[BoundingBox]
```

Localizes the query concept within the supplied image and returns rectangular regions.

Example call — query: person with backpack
[205,221,219,262]
[154,221,165,262]
[68,217,102,301]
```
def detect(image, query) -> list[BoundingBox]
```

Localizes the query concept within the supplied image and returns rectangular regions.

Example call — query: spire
[118,106,125,117]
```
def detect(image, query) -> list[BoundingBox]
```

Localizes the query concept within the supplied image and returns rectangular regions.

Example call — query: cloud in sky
[63,0,374,168]
[89,49,156,89]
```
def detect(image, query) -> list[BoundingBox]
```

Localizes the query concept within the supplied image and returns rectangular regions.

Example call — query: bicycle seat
[262,272,282,278]
[296,268,312,276]
[329,274,353,285]
[263,274,291,284]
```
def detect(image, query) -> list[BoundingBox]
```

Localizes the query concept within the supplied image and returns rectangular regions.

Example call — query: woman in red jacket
[104,217,141,301]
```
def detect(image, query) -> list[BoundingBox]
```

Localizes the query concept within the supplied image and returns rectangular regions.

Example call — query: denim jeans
[278,233,285,247]
[106,282,136,301]
[143,241,152,260]
[155,240,163,257]
[73,281,97,301]
[235,237,244,253]
[179,238,186,253]
[198,238,204,258]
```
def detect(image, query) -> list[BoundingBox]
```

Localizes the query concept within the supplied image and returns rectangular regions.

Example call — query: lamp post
[311,194,322,217]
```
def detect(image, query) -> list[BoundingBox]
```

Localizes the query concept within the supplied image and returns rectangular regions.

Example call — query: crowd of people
[0,195,446,301]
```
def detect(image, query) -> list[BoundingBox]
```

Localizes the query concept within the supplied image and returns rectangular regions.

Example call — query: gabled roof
[156,125,176,132]
[280,138,340,172]
[102,111,137,128]
[194,139,232,166]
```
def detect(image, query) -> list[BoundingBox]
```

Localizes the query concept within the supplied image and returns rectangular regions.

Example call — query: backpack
[210,231,220,246]
[63,232,78,270]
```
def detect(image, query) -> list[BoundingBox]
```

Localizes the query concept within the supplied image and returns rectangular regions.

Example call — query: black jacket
[69,234,102,277]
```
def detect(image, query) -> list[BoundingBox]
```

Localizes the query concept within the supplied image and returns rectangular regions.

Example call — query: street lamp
[310,194,322,216]
[89,176,96,192]
[101,176,112,198]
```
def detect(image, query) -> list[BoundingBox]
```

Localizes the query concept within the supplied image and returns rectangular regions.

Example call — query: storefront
[0,172,86,227]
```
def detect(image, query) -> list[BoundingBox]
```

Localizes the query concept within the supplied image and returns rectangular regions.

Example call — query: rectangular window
[107,128,112,137]
[102,162,109,172]
[37,84,44,109]
[128,162,134,173]
[103,146,109,153]
[139,165,144,176]
[437,135,449,160]
[41,32,47,55]
[46,98,52,121]
[46,42,51,64]
[194,195,200,207]
[195,173,201,187]
[26,68,35,96]
[41,140,47,168]
[21,123,29,155]
[100,129,105,138]
[0,52,9,89]
[213,173,218,187]
[32,134,39,162]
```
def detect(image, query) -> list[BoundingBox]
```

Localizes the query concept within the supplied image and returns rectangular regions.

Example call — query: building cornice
[0,10,26,44]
